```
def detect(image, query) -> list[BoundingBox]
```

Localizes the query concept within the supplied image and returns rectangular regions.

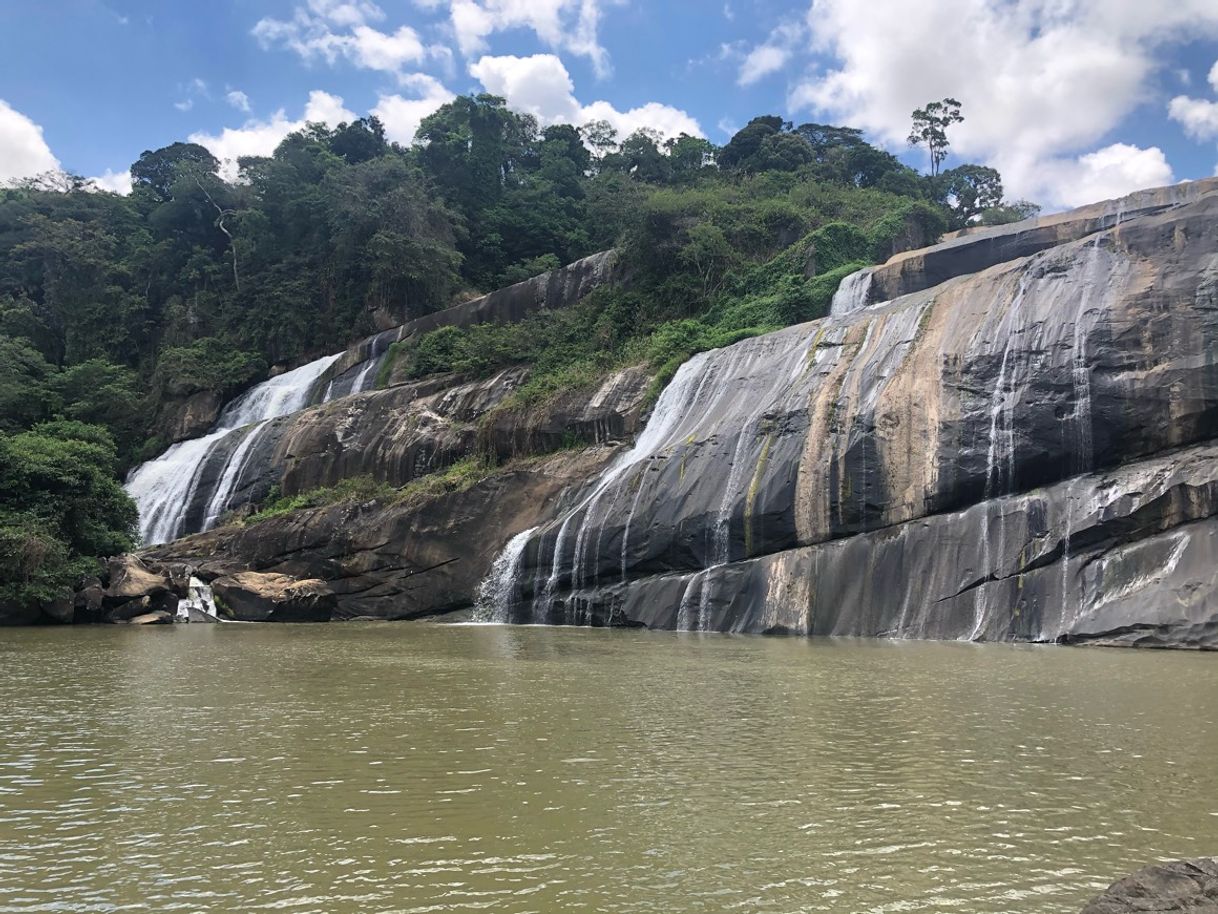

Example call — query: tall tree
[131,143,220,202]
[908,98,963,177]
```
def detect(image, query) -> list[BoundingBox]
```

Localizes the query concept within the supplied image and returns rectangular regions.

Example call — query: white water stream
[126,353,341,545]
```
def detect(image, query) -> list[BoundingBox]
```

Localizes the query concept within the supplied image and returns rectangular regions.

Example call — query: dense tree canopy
[0,95,1034,614]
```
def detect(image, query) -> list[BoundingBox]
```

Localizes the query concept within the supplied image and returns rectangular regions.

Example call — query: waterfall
[830,268,874,318]
[321,328,399,401]
[126,353,342,545]
[473,528,535,623]
[526,350,716,623]
[177,576,221,622]
[503,327,814,627]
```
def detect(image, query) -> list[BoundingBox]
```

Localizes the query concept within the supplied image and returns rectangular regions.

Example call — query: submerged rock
[126,611,174,625]
[1081,858,1218,913]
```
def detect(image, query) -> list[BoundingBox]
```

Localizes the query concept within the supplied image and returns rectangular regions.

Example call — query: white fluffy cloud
[253,1,442,79]
[0,99,60,182]
[470,53,702,141]
[438,0,617,77]
[1168,94,1218,140]
[738,45,789,87]
[371,74,456,144]
[89,168,133,195]
[1168,58,1218,171]
[1018,143,1174,209]
[735,20,805,87]
[189,90,358,180]
[226,90,252,113]
[784,0,1218,208]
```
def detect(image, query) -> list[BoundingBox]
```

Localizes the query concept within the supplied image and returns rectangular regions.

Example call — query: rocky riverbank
[1082,858,1218,913]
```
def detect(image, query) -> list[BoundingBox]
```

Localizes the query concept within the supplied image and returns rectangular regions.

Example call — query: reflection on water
[0,624,1215,913]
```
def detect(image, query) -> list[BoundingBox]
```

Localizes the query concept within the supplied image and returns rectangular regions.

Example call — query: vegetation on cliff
[0,95,1031,610]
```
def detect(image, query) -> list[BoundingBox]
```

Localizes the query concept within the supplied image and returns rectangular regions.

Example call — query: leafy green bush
[244,458,495,524]
[152,337,266,398]
[0,421,137,608]
[245,476,397,524]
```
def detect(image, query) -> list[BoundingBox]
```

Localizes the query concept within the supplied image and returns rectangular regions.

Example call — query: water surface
[1,625,1215,913]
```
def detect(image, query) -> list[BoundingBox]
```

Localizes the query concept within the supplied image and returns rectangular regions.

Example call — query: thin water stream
[1,625,1215,914]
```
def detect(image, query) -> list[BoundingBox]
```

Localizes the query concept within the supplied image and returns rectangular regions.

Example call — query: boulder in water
[211,572,336,622]
[1080,858,1218,913]
[104,556,172,605]
[126,610,174,625]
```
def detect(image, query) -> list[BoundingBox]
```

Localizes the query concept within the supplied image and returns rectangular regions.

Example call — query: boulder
[126,611,173,625]
[158,389,224,442]
[73,577,105,621]
[0,595,71,626]
[104,555,172,605]
[1081,858,1218,913]
[211,572,336,622]
[38,594,73,625]
[106,596,151,622]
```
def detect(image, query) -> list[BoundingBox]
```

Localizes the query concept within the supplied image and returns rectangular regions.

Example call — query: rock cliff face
[118,179,1218,644]
[142,448,626,620]
[123,251,621,548]
[481,179,1218,646]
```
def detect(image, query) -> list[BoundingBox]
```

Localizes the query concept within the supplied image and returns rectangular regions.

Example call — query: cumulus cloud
[226,89,252,113]
[437,0,618,77]
[0,99,60,182]
[89,168,133,195]
[371,74,456,144]
[1168,94,1218,141]
[1168,57,1218,171]
[1018,143,1174,209]
[786,0,1218,208]
[738,46,789,87]
[735,20,805,87]
[189,90,357,180]
[253,1,444,79]
[470,53,702,141]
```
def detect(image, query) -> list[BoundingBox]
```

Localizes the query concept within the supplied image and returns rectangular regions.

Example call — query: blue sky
[3,0,1218,209]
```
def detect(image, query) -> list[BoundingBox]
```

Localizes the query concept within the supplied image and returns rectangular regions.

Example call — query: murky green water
[1,625,1215,913]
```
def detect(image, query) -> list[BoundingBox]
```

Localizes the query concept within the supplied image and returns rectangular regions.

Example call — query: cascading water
[126,353,341,545]
[528,350,717,623]
[473,528,536,623]
[321,328,399,401]
[177,576,221,622]
[829,268,874,318]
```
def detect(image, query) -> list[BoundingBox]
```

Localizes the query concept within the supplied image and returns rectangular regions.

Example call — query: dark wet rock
[106,596,152,622]
[145,448,620,620]
[865,176,1218,305]
[1080,858,1218,913]
[158,389,225,443]
[131,180,1218,643]
[211,572,336,622]
[525,441,1218,645]
[73,578,105,622]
